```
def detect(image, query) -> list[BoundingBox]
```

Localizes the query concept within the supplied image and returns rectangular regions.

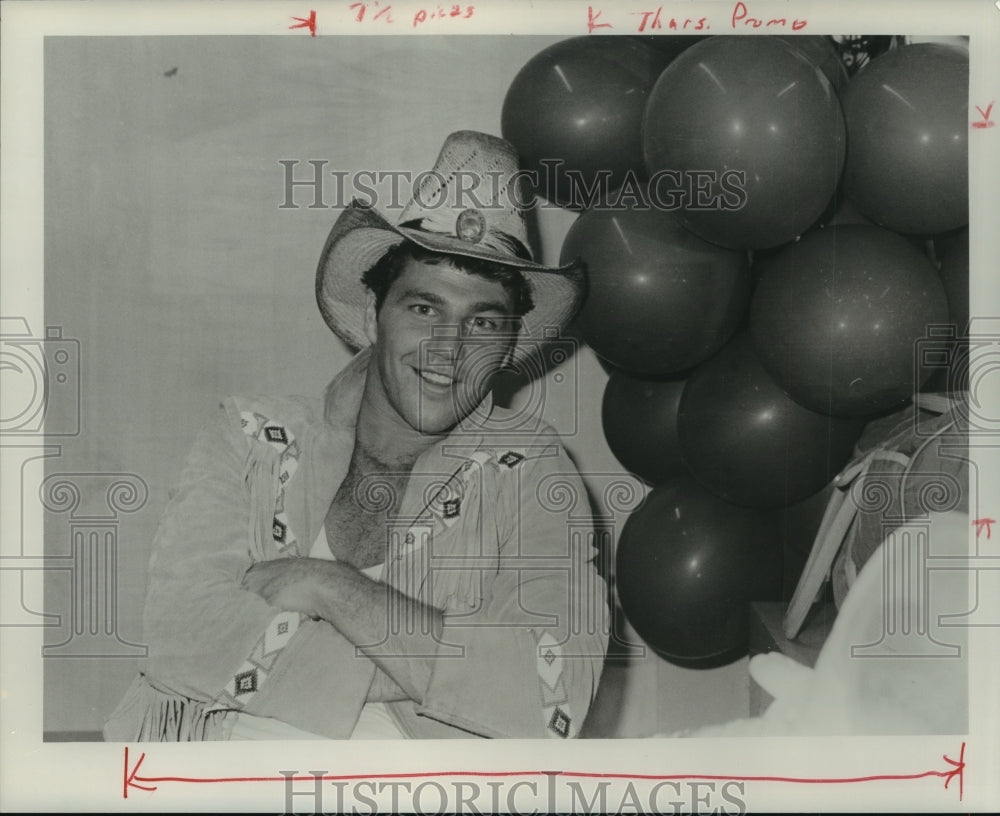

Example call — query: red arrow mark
[123,743,966,801]
[972,101,994,129]
[124,747,156,797]
[289,10,317,36]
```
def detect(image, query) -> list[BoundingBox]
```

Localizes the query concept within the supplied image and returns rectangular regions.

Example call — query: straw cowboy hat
[315,131,585,357]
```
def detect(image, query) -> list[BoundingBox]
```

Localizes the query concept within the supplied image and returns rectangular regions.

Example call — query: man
[104,131,608,741]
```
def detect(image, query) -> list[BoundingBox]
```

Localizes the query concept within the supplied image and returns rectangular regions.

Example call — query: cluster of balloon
[615,477,783,668]
[561,204,751,378]
[500,37,679,210]
[500,35,969,670]
[642,36,846,250]
[841,43,969,235]
[749,224,950,417]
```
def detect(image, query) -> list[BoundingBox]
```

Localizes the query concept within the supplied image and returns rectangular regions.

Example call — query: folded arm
[242,556,443,702]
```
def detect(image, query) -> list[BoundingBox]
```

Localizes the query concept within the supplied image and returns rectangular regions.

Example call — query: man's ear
[363,291,378,345]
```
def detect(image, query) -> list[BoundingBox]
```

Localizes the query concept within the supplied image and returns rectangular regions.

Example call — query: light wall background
[42,35,750,738]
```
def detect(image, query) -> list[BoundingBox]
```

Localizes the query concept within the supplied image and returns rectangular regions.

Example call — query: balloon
[749,225,950,417]
[561,206,751,377]
[841,43,969,235]
[615,477,782,668]
[501,37,675,210]
[939,227,970,332]
[773,35,849,93]
[930,228,970,392]
[632,34,707,63]
[677,335,862,508]
[642,36,845,250]
[777,482,837,602]
[602,370,687,484]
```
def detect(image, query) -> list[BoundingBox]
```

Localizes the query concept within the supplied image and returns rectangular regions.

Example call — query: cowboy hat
[315,131,585,356]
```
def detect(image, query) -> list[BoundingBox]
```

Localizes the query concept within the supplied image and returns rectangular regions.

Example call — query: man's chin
[412,394,483,435]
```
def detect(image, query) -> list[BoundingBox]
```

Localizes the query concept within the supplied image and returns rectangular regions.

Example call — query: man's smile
[416,367,456,388]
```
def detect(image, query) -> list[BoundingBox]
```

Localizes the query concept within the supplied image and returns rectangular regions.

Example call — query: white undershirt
[228,527,405,740]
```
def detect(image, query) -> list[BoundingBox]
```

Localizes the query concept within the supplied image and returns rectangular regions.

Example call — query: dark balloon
[631,35,707,63]
[932,228,970,392]
[501,37,675,210]
[615,477,782,668]
[776,482,838,602]
[642,36,846,250]
[842,43,969,235]
[677,335,862,508]
[773,35,850,93]
[749,225,950,417]
[562,206,751,377]
[602,370,687,485]
[939,227,970,333]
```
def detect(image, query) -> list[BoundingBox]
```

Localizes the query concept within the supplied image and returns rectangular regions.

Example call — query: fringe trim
[103,674,230,742]
[243,441,281,562]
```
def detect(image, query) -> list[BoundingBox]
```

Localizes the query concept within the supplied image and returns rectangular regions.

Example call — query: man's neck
[354,375,445,472]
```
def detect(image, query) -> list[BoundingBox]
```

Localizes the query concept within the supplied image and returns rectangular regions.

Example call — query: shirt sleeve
[139,400,373,738]
[141,401,284,700]
[414,435,610,738]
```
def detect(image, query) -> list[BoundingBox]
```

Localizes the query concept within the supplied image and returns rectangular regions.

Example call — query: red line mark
[289,10,317,35]
[972,102,995,128]
[587,5,612,32]
[973,517,996,538]
[122,743,966,801]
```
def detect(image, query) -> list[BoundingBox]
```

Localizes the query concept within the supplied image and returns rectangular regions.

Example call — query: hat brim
[316,201,586,360]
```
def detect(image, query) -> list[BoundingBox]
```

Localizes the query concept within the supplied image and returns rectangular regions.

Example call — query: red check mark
[972,101,994,129]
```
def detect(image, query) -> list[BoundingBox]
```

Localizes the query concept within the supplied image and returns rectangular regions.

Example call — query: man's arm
[242,433,610,737]
[241,556,442,703]
[130,397,378,741]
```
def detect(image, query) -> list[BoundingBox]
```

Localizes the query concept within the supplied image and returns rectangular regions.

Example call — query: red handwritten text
[972,102,995,129]
[413,4,474,27]
[632,8,709,32]
[289,10,317,36]
[587,5,612,33]
[730,1,807,30]
[973,517,995,539]
[350,1,394,23]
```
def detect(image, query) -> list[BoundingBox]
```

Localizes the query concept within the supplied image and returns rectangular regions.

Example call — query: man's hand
[241,557,326,618]
[243,555,443,704]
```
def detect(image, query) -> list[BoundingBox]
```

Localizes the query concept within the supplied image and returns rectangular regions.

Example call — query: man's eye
[410,304,436,317]
[470,316,499,331]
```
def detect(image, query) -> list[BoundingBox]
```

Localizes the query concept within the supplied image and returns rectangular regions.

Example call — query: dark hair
[361,239,535,317]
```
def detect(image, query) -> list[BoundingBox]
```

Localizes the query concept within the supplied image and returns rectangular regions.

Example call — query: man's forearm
[308,560,444,703]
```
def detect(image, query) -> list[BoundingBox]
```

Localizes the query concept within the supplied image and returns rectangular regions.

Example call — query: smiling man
[105,131,609,741]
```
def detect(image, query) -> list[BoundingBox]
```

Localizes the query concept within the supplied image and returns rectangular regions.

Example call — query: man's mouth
[418,369,456,387]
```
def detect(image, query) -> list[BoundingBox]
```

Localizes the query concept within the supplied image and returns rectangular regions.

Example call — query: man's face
[364,255,519,436]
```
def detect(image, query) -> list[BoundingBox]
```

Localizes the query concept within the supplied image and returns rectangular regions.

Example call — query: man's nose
[423,324,467,370]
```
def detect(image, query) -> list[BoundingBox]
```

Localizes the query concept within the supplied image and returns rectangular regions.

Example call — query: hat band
[399,219,533,262]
